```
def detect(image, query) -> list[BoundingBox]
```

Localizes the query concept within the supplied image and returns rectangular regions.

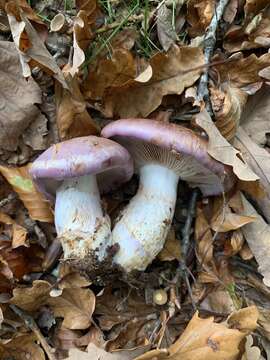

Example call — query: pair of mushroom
[30,119,231,273]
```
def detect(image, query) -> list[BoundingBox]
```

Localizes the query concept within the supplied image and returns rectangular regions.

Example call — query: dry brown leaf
[223,0,238,24]
[195,110,259,182]
[187,0,215,37]
[215,53,270,89]
[234,127,270,222]
[240,85,270,146]
[210,197,255,233]
[0,164,54,222]
[135,310,249,360]
[83,48,137,100]
[48,288,95,330]
[10,280,51,312]
[244,0,269,19]
[158,228,181,261]
[75,0,103,27]
[10,279,95,329]
[195,204,213,265]
[200,288,237,314]
[7,9,67,87]
[0,212,28,248]
[68,10,92,77]
[86,46,204,118]
[0,41,43,152]
[157,2,178,51]
[211,86,248,141]
[235,193,270,287]
[67,343,142,360]
[0,334,45,360]
[227,305,258,332]
[56,75,99,140]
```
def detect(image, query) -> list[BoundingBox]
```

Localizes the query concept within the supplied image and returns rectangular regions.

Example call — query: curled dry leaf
[224,9,270,52]
[234,127,270,222]
[55,75,100,140]
[210,196,255,233]
[135,309,255,360]
[85,46,204,118]
[0,334,45,360]
[0,164,54,223]
[68,10,92,77]
[235,193,270,287]
[0,41,42,152]
[187,0,215,37]
[0,212,28,248]
[195,110,259,182]
[7,9,67,87]
[210,86,248,141]
[10,279,95,330]
[241,335,262,360]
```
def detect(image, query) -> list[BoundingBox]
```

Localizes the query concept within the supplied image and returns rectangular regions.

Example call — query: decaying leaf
[195,204,213,265]
[67,343,142,360]
[56,75,100,140]
[157,2,179,51]
[195,110,259,182]
[235,193,270,287]
[241,335,262,360]
[234,127,270,222]
[187,0,215,37]
[68,10,92,77]
[158,228,181,261]
[210,86,248,141]
[85,46,204,117]
[0,165,54,222]
[0,41,42,152]
[7,8,67,87]
[135,308,257,360]
[49,288,95,330]
[0,212,28,248]
[0,334,45,360]
[10,279,95,329]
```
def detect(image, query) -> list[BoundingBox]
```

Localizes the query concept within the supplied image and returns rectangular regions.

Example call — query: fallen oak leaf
[85,46,204,118]
[0,164,54,223]
[0,41,43,152]
[195,110,259,182]
[55,74,100,140]
[0,334,45,360]
[234,193,270,287]
[234,127,270,222]
[135,308,256,360]
[10,280,95,330]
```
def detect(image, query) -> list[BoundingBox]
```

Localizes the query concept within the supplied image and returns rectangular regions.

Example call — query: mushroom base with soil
[55,174,112,262]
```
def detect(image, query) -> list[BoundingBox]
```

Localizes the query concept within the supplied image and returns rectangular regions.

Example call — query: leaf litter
[1,0,270,359]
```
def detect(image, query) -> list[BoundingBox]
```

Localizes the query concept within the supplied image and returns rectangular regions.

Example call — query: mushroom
[101,119,233,272]
[30,136,133,266]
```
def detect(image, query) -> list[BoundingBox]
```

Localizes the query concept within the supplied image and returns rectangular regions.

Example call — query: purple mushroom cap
[30,136,134,201]
[101,119,234,194]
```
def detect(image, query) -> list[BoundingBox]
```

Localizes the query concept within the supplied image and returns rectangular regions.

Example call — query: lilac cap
[30,136,134,200]
[101,119,234,194]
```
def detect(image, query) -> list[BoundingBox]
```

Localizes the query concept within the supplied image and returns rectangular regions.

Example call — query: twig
[9,304,56,360]
[197,0,230,114]
[176,188,200,310]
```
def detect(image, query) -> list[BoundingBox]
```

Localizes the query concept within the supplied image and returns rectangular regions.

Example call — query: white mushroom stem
[112,163,179,272]
[55,174,111,261]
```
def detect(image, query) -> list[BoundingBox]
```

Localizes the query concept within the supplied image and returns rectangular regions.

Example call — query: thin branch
[9,304,56,360]
[197,0,230,114]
